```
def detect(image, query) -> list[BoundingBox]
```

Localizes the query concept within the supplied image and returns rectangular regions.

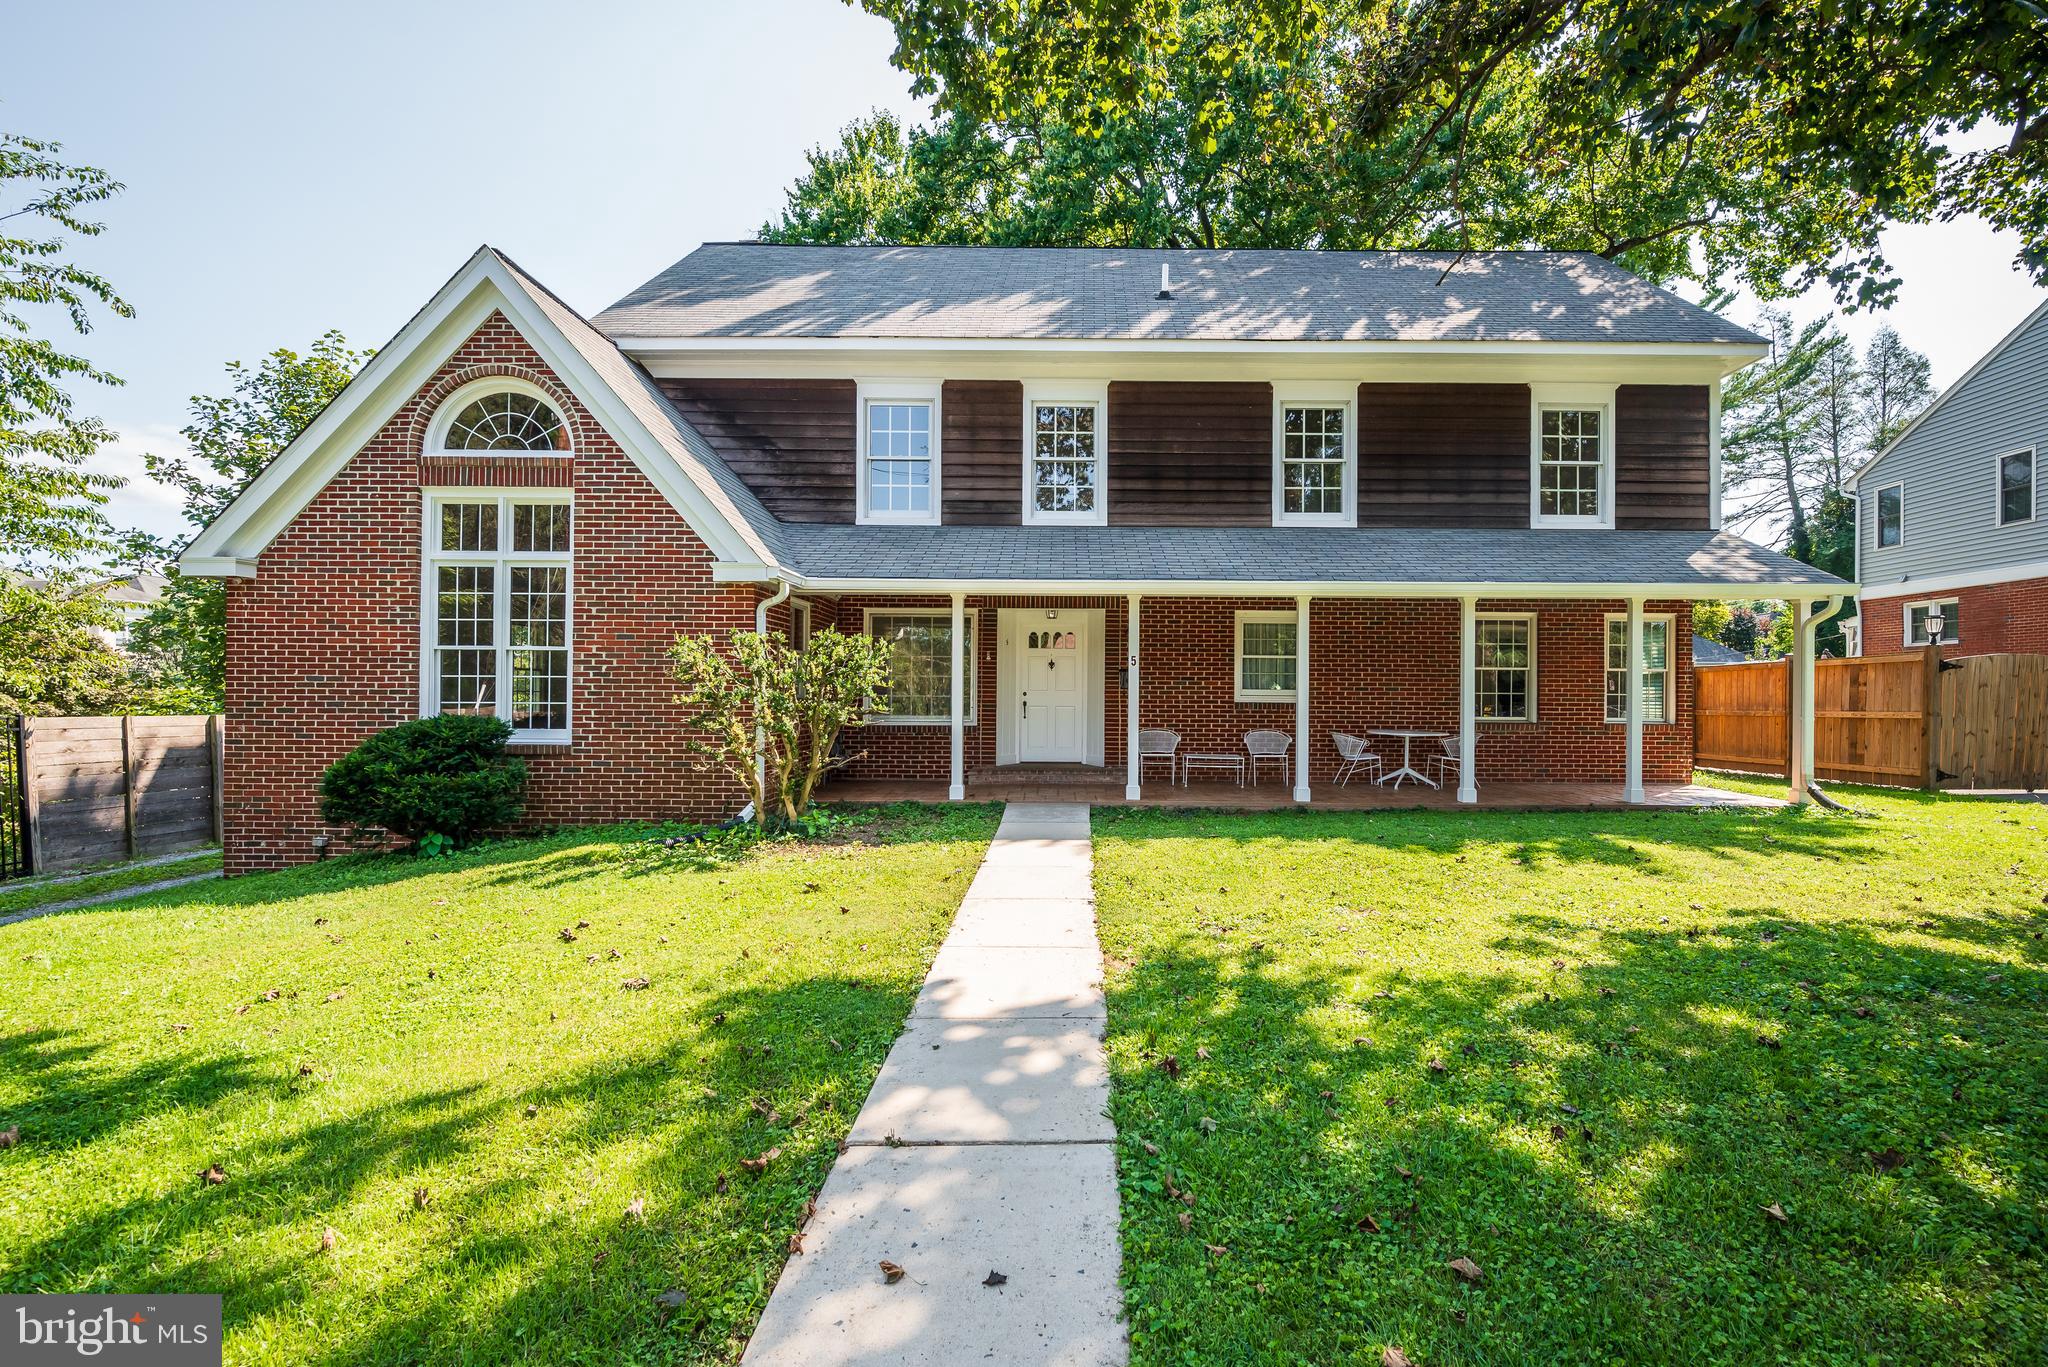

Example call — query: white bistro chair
[1137,728,1181,786]
[1243,729,1293,787]
[1330,732,1384,787]
[1426,735,1464,787]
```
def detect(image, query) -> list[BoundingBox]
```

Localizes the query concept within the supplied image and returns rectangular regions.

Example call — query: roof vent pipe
[1156,263,1172,300]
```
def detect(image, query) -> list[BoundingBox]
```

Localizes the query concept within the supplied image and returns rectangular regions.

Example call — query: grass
[0,804,999,1366]
[1092,776,2048,1366]
[0,849,222,918]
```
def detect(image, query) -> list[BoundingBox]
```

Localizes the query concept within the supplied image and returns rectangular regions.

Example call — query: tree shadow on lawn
[1108,914,2047,1364]
[4,973,919,1367]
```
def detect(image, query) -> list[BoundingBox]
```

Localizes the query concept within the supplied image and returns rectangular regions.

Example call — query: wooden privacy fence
[16,715,224,875]
[1695,649,2048,790]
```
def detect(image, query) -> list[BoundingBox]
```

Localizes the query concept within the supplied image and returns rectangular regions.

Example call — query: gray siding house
[1850,299,2048,656]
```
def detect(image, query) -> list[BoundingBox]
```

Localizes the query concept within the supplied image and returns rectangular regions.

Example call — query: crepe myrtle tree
[669,626,896,827]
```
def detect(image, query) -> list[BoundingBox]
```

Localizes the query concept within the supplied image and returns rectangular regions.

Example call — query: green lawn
[0,806,998,1366]
[0,849,222,918]
[1093,777,2048,1366]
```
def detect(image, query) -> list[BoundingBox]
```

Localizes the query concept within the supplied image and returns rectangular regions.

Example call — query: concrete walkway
[742,802,1125,1367]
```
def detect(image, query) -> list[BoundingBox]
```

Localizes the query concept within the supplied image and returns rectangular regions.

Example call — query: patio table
[1368,729,1448,789]
[1180,751,1245,787]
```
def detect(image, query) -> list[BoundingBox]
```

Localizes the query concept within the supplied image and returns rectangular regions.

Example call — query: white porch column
[948,591,966,801]
[1790,598,1815,802]
[1125,594,1142,801]
[1457,596,1478,804]
[1293,594,1312,802]
[1625,596,1646,804]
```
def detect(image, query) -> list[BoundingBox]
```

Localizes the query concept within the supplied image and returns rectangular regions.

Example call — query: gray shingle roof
[772,525,1846,589]
[1692,634,1752,664]
[595,245,1764,346]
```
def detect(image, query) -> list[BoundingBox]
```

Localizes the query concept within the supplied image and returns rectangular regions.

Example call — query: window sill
[1602,719,1676,727]
[1233,695,1297,706]
[507,736,573,751]
[1478,717,1536,725]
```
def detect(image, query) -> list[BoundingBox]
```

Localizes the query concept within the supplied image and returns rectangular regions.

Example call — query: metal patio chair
[1244,729,1293,787]
[1330,731,1385,786]
[1137,728,1181,786]
[1426,735,1464,787]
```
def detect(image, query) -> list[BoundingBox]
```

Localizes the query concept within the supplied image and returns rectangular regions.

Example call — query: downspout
[1794,594,1850,804]
[745,578,791,823]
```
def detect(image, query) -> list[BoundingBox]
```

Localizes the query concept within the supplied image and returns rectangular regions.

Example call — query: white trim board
[1858,556,2048,600]
[180,246,769,577]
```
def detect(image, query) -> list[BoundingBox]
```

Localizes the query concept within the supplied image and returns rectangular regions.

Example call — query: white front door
[1018,621,1087,761]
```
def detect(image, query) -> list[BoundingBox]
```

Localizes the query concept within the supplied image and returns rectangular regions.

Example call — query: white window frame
[862,607,978,726]
[1995,447,2036,527]
[1874,480,1905,547]
[1903,597,1960,647]
[423,376,572,455]
[1603,613,1675,724]
[1233,609,1299,704]
[1022,380,1110,526]
[856,379,943,526]
[1473,611,1538,723]
[1529,383,1617,529]
[1271,384,1358,527]
[419,490,574,745]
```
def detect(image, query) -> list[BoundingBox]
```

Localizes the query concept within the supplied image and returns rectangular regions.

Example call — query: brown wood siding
[1615,384,1712,529]
[1107,381,1271,525]
[655,378,855,522]
[942,380,1024,525]
[1358,383,1529,527]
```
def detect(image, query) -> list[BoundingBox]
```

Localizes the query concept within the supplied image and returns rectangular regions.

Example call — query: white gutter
[749,578,792,821]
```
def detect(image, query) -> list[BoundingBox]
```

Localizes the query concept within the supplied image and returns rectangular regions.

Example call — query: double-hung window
[425,493,572,742]
[1875,482,1904,547]
[1904,598,1960,647]
[1273,388,1357,526]
[864,609,976,724]
[1474,614,1536,721]
[1998,449,2035,526]
[1530,385,1616,528]
[1604,615,1673,723]
[1024,382,1108,524]
[857,381,941,525]
[1234,610,1299,702]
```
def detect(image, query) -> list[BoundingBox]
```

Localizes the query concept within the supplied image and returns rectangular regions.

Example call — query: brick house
[182,245,1849,872]
[1849,299,2048,658]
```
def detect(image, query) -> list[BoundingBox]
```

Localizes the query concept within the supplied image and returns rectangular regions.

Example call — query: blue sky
[11,1,2045,543]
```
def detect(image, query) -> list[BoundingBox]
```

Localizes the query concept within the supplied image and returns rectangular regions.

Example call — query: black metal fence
[1,716,29,880]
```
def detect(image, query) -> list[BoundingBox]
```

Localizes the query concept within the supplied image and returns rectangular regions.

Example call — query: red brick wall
[223,313,757,873]
[829,595,1694,786]
[1860,575,2048,657]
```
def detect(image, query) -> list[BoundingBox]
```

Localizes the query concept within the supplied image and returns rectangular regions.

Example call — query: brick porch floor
[818,770,1787,811]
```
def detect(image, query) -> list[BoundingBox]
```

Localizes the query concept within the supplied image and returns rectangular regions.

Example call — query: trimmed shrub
[319,714,527,850]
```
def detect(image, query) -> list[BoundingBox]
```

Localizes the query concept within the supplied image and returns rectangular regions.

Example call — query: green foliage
[122,565,225,712]
[1689,598,1731,645]
[668,627,895,828]
[1092,785,2048,1363]
[0,572,141,715]
[318,714,528,850]
[0,133,132,567]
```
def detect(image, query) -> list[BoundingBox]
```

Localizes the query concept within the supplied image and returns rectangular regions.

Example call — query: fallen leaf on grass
[1762,1202,1789,1224]
[200,1165,226,1186]
[324,991,344,1003]
[654,1289,687,1310]
[1157,1055,1181,1079]
[1871,1147,1908,1174]
[412,1187,431,1210]
[1382,1348,1413,1367]
[320,1227,339,1251]
[1448,1256,1483,1283]
[625,1196,646,1221]
[982,1269,1007,1287]
[620,976,650,991]
[1356,1214,1381,1234]
[1195,1046,1211,1061]
[1198,1116,1218,1134]
[1427,1057,1447,1074]
[575,920,590,930]
[1205,1243,1229,1257]
[1757,1034,1781,1050]
[1550,1125,1567,1141]
[558,929,578,943]
[879,1260,906,1284]
[1178,1211,1192,1232]
[788,1232,805,1254]
[233,1005,250,1016]
[741,1147,782,1173]
[523,1103,539,1118]
[1141,1140,1160,1157]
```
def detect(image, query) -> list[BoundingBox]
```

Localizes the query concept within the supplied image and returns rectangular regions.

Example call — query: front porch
[819,768,1785,810]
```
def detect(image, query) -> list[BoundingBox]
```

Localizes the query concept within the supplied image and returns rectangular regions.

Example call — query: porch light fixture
[1926,608,1946,645]
[1045,609,1059,619]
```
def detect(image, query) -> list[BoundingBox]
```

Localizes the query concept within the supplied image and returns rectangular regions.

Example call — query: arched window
[428,381,569,453]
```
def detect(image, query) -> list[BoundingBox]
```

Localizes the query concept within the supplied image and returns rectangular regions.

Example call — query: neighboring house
[1692,634,1749,665]
[3,569,166,649]
[182,245,1849,872]
[1849,298,2048,656]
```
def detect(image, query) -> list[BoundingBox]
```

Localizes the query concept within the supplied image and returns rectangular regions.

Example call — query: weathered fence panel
[15,714,223,874]
[1695,649,2048,791]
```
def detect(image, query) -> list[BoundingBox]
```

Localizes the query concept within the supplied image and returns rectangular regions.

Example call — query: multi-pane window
[1999,449,2034,525]
[1605,617,1672,723]
[863,400,935,520]
[1028,399,1103,521]
[1876,483,1904,546]
[1905,599,1960,647]
[427,495,572,739]
[1276,403,1352,522]
[866,611,976,723]
[1474,616,1535,721]
[439,390,567,451]
[1234,611,1298,702]
[1536,406,1606,522]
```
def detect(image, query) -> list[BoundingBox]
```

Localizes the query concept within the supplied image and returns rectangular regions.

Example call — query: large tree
[129,333,369,709]
[846,0,2048,304]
